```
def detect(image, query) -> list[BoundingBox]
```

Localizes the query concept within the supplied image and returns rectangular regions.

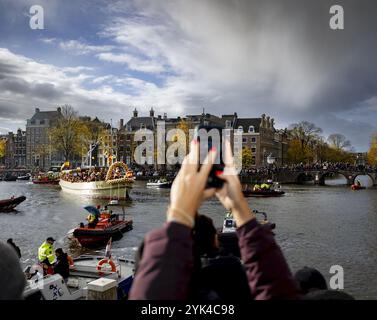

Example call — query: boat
[3,174,17,181]
[0,196,26,212]
[32,171,60,185]
[59,162,134,199]
[24,254,135,300]
[242,189,285,197]
[218,210,275,258]
[351,184,366,190]
[146,179,172,188]
[69,206,133,247]
[17,173,31,181]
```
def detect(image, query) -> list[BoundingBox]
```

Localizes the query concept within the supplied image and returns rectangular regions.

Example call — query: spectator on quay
[7,238,21,259]
[0,241,25,300]
[129,139,300,300]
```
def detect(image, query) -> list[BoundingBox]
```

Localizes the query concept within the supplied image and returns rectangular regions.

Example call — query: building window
[248,125,255,133]
[242,138,247,143]
[251,148,256,153]
[251,137,256,143]
[238,126,243,131]
[40,120,45,125]
[225,120,231,128]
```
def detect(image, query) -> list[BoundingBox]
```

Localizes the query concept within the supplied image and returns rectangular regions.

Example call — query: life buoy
[97,258,116,276]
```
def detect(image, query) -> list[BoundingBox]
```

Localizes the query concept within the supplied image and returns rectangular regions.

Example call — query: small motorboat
[0,196,26,212]
[218,210,276,258]
[69,206,133,247]
[351,184,366,190]
[146,179,172,188]
[242,189,285,197]
[24,254,135,300]
[32,176,60,185]
[3,174,17,182]
[17,173,31,181]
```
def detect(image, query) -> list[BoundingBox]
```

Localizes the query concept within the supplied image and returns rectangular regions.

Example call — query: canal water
[0,176,376,299]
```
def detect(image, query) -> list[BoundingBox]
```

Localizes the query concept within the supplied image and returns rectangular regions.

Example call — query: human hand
[216,140,255,227]
[168,139,217,228]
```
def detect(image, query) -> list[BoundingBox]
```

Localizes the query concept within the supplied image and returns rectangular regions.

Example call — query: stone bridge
[240,170,377,186]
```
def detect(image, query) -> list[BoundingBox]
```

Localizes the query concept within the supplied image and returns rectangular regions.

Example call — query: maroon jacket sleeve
[237,218,300,300]
[129,222,193,300]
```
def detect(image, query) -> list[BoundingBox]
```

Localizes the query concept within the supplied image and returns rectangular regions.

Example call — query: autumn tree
[0,139,6,159]
[241,147,253,169]
[367,132,377,165]
[49,105,91,162]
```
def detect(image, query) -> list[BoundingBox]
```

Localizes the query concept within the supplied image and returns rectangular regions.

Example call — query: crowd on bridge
[240,162,377,177]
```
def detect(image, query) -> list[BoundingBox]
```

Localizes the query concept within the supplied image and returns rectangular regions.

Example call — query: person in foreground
[129,140,300,300]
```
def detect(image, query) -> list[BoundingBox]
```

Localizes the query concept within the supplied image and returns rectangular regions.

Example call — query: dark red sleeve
[129,222,193,300]
[237,219,301,300]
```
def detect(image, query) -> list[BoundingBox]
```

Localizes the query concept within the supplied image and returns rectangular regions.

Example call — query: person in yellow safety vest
[253,184,261,191]
[38,237,56,265]
[87,213,98,228]
[261,183,270,190]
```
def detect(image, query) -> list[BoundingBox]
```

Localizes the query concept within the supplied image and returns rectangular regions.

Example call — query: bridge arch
[295,172,315,184]
[351,174,375,186]
[318,171,349,186]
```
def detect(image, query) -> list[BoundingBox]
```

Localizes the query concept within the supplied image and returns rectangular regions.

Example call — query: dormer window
[140,123,145,129]
[248,125,255,133]
[225,120,231,128]
[238,126,243,131]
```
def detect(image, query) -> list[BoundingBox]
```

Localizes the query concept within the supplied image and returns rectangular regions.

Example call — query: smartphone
[194,124,225,189]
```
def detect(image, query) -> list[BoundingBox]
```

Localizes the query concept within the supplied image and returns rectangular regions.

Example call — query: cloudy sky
[0,0,376,151]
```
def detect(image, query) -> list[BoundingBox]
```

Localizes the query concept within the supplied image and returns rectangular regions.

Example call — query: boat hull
[73,220,133,247]
[59,179,133,199]
[242,190,285,197]
[0,196,26,212]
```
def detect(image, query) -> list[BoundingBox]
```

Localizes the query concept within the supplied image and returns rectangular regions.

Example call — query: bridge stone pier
[240,170,377,186]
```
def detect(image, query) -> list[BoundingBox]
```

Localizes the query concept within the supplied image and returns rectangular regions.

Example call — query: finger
[199,147,217,180]
[186,139,199,173]
[203,188,216,200]
[224,139,235,167]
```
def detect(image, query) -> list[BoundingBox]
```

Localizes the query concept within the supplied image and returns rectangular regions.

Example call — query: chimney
[35,107,40,113]
[158,115,162,120]
[57,107,61,113]
[133,108,138,118]
[266,116,271,128]
[150,107,155,118]
[163,113,167,120]
[271,118,275,128]
[119,119,124,129]
[260,114,266,128]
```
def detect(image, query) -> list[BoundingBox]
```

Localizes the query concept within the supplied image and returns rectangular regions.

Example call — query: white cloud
[97,52,165,73]
[59,40,114,55]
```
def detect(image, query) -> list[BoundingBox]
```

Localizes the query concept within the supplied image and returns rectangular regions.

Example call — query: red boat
[71,206,133,247]
[32,177,59,185]
[351,184,365,190]
[0,196,26,212]
[242,189,285,197]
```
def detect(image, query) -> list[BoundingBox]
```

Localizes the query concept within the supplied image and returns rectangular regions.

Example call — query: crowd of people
[0,141,358,300]
[60,167,108,182]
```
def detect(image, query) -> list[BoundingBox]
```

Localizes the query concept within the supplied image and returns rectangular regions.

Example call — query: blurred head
[46,237,55,245]
[55,248,64,257]
[7,239,13,244]
[294,267,328,294]
[304,290,355,300]
[0,242,25,300]
[193,215,218,257]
